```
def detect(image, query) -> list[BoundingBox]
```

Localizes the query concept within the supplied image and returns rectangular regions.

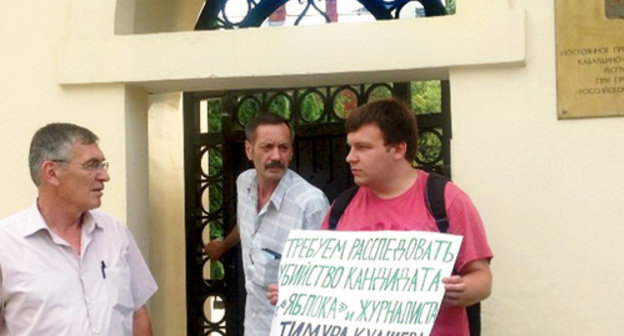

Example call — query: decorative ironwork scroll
[195,0,447,29]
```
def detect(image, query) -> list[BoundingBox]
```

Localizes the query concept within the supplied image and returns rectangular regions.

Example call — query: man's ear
[244,140,253,161]
[41,161,61,186]
[392,142,408,161]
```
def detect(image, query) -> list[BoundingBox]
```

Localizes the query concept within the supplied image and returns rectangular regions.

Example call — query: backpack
[328,172,481,336]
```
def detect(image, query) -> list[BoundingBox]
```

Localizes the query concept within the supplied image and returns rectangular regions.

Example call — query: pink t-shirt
[321,170,492,336]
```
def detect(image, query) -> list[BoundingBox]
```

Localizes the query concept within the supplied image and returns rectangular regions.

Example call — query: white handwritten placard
[270,230,463,336]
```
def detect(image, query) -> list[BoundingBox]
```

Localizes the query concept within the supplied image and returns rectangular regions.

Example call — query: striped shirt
[237,169,329,336]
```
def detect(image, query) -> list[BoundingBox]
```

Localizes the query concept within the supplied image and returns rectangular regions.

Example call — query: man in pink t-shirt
[268,98,492,336]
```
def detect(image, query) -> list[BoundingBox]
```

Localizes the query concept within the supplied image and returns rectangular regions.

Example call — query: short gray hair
[29,123,99,186]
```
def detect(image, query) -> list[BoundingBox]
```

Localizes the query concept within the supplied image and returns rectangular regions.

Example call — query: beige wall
[133,0,205,34]
[0,0,150,311]
[148,93,187,334]
[58,1,524,92]
[451,2,624,333]
[2,0,624,335]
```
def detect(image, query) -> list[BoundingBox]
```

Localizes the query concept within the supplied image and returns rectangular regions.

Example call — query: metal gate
[183,81,451,336]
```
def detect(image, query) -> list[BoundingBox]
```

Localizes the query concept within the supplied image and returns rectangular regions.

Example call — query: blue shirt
[237,169,329,336]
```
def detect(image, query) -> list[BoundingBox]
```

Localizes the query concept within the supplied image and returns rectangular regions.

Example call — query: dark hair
[29,123,99,186]
[244,113,294,143]
[345,98,418,162]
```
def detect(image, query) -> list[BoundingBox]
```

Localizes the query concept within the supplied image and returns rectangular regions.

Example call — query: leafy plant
[411,81,441,114]
[446,0,456,14]
[301,92,324,122]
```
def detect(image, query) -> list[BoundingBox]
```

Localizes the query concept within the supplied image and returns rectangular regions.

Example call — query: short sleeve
[319,207,331,230]
[301,190,330,231]
[0,262,4,329]
[0,263,4,316]
[124,227,158,309]
[445,184,493,272]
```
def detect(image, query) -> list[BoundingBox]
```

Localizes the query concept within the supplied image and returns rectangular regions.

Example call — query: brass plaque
[556,0,624,119]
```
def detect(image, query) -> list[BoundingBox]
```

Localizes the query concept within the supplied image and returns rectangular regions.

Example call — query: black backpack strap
[328,185,359,230]
[467,303,481,336]
[425,172,450,233]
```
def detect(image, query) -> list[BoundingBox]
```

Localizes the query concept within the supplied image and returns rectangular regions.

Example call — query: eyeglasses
[52,159,110,172]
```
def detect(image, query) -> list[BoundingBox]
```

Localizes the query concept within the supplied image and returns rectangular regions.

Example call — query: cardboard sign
[270,230,463,336]
[555,0,624,119]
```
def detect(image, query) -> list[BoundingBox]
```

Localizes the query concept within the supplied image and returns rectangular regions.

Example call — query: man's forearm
[461,259,492,306]
[133,307,153,336]
[223,225,241,250]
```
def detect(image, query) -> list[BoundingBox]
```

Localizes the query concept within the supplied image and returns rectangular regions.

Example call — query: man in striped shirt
[204,114,329,336]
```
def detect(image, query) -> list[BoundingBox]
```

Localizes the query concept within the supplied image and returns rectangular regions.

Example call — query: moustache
[265,161,285,170]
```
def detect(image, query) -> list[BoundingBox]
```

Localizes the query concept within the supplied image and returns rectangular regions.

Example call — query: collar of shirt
[21,202,102,239]
[245,169,293,213]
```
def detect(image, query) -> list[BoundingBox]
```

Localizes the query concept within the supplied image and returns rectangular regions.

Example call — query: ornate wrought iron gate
[183,81,451,336]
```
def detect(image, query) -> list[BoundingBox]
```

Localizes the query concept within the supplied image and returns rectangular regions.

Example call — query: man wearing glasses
[0,123,157,336]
